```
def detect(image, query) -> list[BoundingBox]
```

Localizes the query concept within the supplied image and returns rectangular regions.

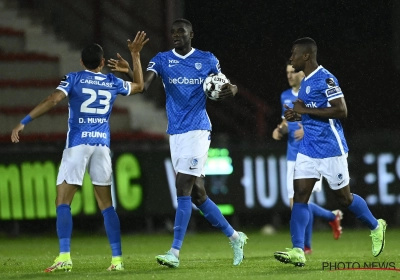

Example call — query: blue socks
[309,202,336,221]
[171,196,234,250]
[305,203,336,248]
[348,194,378,230]
[56,204,72,253]
[198,197,234,237]
[290,203,310,249]
[102,206,122,257]
[304,204,314,248]
[172,196,192,250]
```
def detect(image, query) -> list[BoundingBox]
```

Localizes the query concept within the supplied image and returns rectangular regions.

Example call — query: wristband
[21,115,32,125]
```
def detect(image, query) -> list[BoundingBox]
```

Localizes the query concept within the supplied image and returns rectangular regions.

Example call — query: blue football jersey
[56,70,131,148]
[297,66,349,158]
[280,88,302,161]
[146,48,220,134]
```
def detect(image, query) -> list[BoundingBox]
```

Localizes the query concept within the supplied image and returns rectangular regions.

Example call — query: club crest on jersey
[326,78,336,88]
[306,86,311,94]
[191,158,199,166]
[337,173,343,180]
[195,63,202,70]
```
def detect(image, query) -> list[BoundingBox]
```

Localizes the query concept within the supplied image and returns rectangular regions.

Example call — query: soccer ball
[203,73,230,101]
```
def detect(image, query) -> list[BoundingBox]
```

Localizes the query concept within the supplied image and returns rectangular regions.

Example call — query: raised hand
[107,53,130,73]
[128,31,149,54]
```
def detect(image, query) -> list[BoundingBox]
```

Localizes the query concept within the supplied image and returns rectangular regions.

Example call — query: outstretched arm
[127,31,149,95]
[292,98,347,119]
[11,89,66,143]
[108,54,157,93]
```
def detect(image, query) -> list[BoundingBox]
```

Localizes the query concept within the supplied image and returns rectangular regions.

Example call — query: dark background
[185,0,398,141]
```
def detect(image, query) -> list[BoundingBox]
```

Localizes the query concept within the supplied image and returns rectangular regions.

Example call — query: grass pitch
[1,228,399,280]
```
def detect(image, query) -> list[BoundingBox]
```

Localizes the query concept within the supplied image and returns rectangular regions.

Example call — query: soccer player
[108,19,248,268]
[11,31,149,272]
[272,62,343,254]
[273,37,387,267]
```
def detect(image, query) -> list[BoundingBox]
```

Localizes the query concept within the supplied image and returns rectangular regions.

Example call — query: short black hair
[293,37,317,54]
[81,43,104,70]
[172,18,193,30]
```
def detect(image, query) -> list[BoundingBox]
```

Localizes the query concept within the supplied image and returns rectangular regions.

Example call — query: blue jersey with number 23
[56,70,131,148]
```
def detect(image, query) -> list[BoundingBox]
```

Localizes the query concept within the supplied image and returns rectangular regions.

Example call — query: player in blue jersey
[11,32,149,272]
[108,18,247,268]
[272,62,343,254]
[274,37,386,267]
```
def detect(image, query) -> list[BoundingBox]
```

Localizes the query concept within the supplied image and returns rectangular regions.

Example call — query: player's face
[289,45,305,72]
[286,65,304,87]
[171,23,193,49]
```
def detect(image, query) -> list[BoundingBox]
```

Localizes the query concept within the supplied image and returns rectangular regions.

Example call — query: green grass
[1,228,399,280]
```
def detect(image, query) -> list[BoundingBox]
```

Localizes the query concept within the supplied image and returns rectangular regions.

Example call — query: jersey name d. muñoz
[281,88,301,161]
[56,70,131,148]
[298,65,348,158]
[147,48,220,134]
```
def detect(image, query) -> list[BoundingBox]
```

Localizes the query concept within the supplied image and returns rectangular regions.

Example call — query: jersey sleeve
[56,73,75,96]
[146,53,163,77]
[209,52,221,74]
[112,75,131,96]
[323,76,343,101]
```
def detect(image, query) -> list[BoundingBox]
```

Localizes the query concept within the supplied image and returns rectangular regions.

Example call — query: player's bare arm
[218,83,238,99]
[127,31,149,95]
[292,97,347,119]
[142,71,157,92]
[11,89,66,143]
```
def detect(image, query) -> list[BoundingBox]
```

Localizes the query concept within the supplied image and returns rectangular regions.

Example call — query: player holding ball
[108,18,247,268]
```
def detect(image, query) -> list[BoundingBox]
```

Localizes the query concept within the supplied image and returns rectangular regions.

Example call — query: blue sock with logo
[304,204,314,248]
[309,202,336,221]
[198,197,234,237]
[172,196,192,250]
[102,206,122,257]
[56,204,72,253]
[290,203,309,249]
[348,194,378,230]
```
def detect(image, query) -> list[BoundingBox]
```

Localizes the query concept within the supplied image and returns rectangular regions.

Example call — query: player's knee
[337,195,352,207]
[96,200,112,211]
[191,192,207,206]
[176,186,192,196]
